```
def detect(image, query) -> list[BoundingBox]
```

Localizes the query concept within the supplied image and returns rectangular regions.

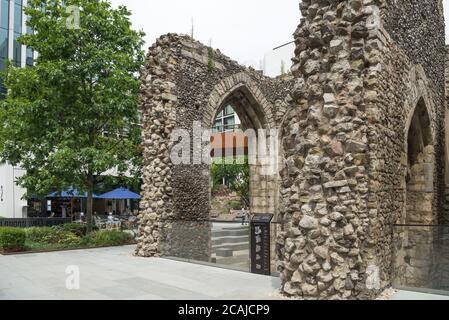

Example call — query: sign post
[250,214,273,275]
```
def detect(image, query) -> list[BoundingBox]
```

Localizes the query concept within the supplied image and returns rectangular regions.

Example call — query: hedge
[1,224,134,253]
[25,227,81,246]
[0,227,26,252]
[81,230,133,247]
[52,223,87,237]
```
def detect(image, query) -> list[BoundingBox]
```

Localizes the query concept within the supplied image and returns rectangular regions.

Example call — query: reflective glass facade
[0,0,9,95]
[13,0,22,67]
[212,105,241,133]
[0,0,31,95]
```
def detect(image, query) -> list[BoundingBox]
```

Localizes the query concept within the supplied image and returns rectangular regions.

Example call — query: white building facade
[0,165,27,218]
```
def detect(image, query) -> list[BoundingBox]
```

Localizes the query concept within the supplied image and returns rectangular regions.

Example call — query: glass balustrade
[393,224,449,295]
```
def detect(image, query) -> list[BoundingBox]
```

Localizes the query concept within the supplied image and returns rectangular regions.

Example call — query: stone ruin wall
[137,0,446,299]
[377,0,445,289]
[277,0,445,299]
[136,33,294,260]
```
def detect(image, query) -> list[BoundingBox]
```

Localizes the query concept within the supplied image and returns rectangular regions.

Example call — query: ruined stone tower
[137,0,446,299]
[278,0,445,299]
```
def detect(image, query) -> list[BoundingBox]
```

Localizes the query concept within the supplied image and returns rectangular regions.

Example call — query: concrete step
[215,254,250,266]
[215,248,233,257]
[212,235,250,246]
[212,242,249,253]
[212,228,249,237]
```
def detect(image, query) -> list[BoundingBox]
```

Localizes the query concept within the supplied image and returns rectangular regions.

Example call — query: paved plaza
[0,245,280,300]
[1,245,448,300]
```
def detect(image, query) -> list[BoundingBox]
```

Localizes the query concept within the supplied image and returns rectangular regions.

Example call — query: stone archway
[136,34,293,265]
[405,99,435,225]
[137,0,446,299]
[207,79,279,217]
[394,98,437,288]
[208,82,283,271]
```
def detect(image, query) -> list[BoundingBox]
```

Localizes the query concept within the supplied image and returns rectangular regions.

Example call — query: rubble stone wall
[136,33,294,259]
[277,0,445,299]
[137,0,446,299]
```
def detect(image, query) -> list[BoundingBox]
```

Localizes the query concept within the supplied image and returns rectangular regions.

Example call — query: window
[0,27,7,95]
[213,105,240,133]
[0,28,8,61]
[13,33,20,66]
[223,116,235,131]
[26,15,33,67]
[212,120,222,133]
[13,1,22,33]
[13,0,22,66]
[224,105,234,116]
[1,0,9,30]
[0,0,9,71]
[0,79,6,98]
[26,46,32,67]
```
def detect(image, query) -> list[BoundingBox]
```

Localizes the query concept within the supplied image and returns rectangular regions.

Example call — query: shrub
[0,227,26,252]
[57,232,82,247]
[25,227,81,246]
[81,230,133,247]
[25,227,55,243]
[53,223,87,237]
[211,156,250,207]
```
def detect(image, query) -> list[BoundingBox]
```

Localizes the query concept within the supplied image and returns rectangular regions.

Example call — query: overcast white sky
[109,0,449,67]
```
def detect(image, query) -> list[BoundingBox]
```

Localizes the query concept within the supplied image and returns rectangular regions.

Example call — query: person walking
[245,210,252,226]
[241,207,246,226]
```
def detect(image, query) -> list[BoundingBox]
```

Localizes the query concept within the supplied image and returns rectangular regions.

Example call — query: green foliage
[25,227,54,243]
[25,226,81,246]
[0,227,26,252]
[58,232,82,246]
[53,223,87,237]
[81,230,133,247]
[23,226,132,251]
[0,0,145,232]
[211,157,250,207]
[229,200,243,210]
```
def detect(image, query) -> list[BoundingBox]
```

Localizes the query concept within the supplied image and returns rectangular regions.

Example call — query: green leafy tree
[0,0,145,233]
[211,157,250,207]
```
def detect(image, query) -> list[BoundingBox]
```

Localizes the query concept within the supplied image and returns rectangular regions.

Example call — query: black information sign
[250,214,273,276]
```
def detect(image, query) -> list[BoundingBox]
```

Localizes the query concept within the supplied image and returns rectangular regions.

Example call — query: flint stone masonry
[277,0,445,300]
[137,33,294,261]
[138,0,447,300]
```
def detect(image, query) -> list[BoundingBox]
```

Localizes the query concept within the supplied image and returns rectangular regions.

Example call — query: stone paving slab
[0,245,280,300]
[1,245,448,300]
[391,290,449,300]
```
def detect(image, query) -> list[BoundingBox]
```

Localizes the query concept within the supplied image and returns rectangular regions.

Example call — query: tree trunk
[86,173,94,234]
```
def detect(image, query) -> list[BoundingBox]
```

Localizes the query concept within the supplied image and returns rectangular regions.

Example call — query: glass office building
[212,105,241,133]
[0,0,32,218]
[0,0,33,95]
